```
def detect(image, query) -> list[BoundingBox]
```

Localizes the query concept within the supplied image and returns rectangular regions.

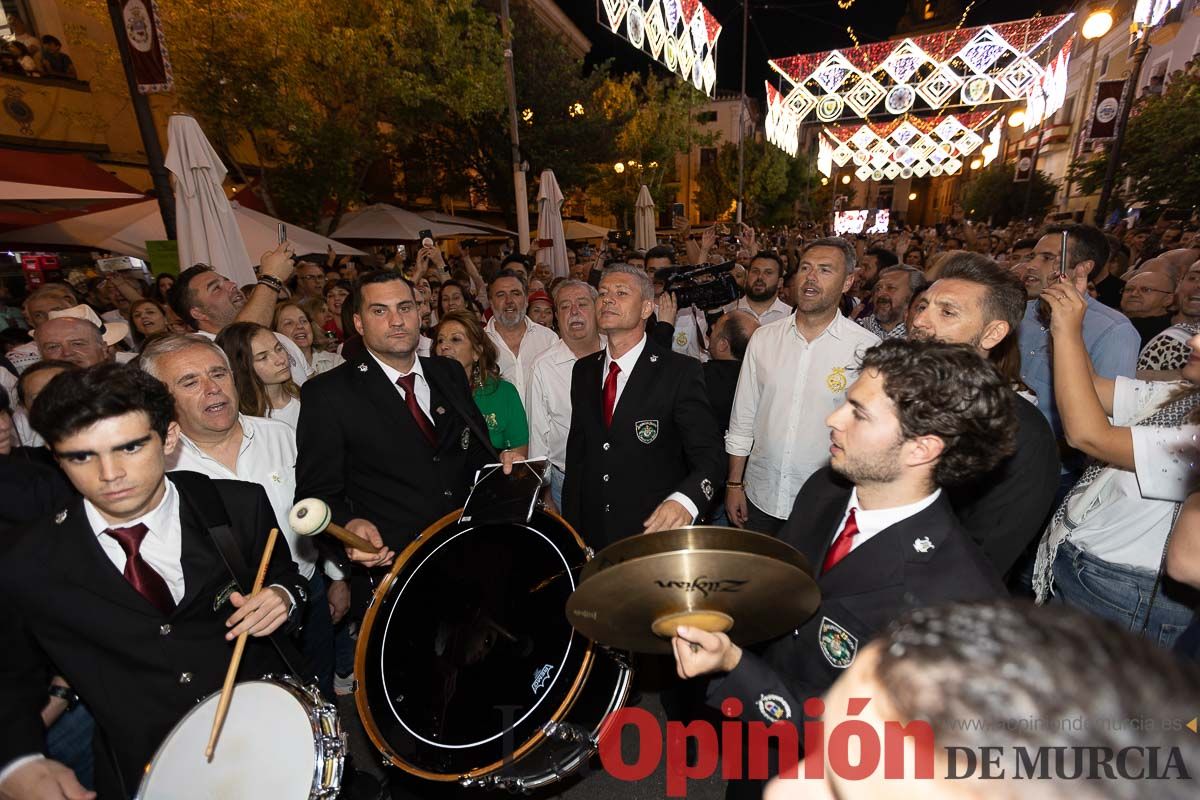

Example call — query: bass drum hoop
[354,507,599,783]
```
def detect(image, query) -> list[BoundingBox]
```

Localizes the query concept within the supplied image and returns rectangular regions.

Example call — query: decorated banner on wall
[766,14,1073,125]
[598,0,722,96]
[1014,147,1036,182]
[818,110,1000,181]
[120,0,173,93]
[1086,79,1125,141]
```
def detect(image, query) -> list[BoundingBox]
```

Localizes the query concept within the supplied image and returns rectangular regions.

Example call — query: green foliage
[963,163,1057,226]
[694,139,827,225]
[1069,73,1200,214]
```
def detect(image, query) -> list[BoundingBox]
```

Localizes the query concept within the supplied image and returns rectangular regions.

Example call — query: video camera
[657,261,740,311]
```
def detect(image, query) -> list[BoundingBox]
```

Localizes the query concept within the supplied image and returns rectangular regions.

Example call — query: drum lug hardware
[600,647,631,668]
[393,694,404,704]
[583,547,594,560]
[541,721,596,747]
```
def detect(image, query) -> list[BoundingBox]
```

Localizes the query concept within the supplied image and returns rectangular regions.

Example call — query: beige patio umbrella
[634,184,657,251]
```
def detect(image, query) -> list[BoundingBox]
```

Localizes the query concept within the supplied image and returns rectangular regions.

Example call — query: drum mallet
[205,527,279,760]
[290,498,381,554]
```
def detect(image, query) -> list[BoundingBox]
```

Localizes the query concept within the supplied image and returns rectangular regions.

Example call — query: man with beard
[857,265,924,340]
[527,280,606,508]
[731,252,791,325]
[484,270,558,407]
[672,340,1012,798]
[725,238,879,534]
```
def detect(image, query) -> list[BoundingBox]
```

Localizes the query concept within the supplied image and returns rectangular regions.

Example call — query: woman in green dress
[434,310,529,456]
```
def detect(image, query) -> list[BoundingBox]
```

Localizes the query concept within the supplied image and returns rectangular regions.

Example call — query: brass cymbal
[567,526,820,654]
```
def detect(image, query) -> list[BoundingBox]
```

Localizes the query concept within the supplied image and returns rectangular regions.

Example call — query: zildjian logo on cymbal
[653,577,749,597]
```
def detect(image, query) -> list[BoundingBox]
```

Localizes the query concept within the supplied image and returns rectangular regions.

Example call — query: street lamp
[1062,4,1113,210]
[1082,7,1114,41]
[1096,20,1153,224]
[821,177,829,186]
[1008,109,1026,128]
[841,175,851,185]
[908,192,918,201]
[970,158,983,170]
[613,162,625,174]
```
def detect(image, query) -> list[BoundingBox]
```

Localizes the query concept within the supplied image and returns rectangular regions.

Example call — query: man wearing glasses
[1120,271,1176,346]
[294,261,327,300]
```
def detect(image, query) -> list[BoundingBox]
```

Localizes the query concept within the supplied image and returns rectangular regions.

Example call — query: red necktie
[397,373,437,446]
[821,508,858,575]
[104,523,176,615]
[602,361,620,428]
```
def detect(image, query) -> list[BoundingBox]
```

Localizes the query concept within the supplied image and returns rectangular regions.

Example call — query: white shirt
[658,304,710,362]
[726,312,880,519]
[168,415,340,581]
[527,336,605,471]
[268,396,301,430]
[7,341,39,374]
[308,349,345,376]
[602,334,699,521]
[84,478,186,603]
[1067,378,1200,571]
[197,330,307,387]
[832,488,943,553]
[734,296,793,326]
[13,407,42,447]
[485,316,559,408]
[367,348,431,418]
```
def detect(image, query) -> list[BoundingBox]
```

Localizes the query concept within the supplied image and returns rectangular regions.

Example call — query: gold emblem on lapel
[213,580,238,611]
[826,366,848,393]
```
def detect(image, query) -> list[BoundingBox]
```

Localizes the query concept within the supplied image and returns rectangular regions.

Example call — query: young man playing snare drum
[0,363,306,799]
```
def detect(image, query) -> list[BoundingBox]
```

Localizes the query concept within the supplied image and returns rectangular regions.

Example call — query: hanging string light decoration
[598,0,722,95]
[817,109,1001,181]
[766,14,1074,126]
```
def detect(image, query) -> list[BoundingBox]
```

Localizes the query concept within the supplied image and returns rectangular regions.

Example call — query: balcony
[0,70,106,153]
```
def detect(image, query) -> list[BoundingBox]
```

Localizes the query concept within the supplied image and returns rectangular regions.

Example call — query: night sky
[558,0,1062,94]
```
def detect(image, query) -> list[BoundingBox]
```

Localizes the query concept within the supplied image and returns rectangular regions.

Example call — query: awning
[0,149,145,228]
[331,204,485,242]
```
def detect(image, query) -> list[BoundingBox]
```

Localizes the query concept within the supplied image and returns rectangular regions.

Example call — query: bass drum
[356,505,631,792]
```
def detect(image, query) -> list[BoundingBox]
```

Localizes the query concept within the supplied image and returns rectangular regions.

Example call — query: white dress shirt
[726,312,880,519]
[308,349,345,376]
[833,488,942,553]
[602,334,699,521]
[734,296,793,326]
[657,304,710,362]
[198,330,307,387]
[267,396,301,430]
[84,478,187,603]
[168,414,341,581]
[367,348,432,418]
[527,336,606,471]
[485,316,559,408]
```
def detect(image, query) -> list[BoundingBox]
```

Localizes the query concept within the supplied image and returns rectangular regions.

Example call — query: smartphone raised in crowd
[277,223,288,245]
[1058,230,1069,279]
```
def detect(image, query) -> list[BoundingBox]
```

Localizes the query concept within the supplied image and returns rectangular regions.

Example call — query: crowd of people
[1,208,1199,799]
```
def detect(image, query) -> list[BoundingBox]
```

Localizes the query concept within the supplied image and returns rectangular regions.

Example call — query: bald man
[9,287,75,373]
[1121,270,1176,346]
[33,317,114,369]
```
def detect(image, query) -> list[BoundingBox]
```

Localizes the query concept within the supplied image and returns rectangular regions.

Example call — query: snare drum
[356,462,632,792]
[137,675,344,799]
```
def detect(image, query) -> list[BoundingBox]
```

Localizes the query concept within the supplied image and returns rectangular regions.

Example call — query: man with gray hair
[484,268,558,407]
[562,264,725,545]
[527,279,606,508]
[726,237,880,534]
[140,333,343,699]
[857,265,925,340]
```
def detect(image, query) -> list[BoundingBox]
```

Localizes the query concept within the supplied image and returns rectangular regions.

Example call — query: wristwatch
[47,684,79,712]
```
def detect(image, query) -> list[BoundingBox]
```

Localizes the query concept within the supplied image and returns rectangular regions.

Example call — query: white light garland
[817,111,1000,179]
[600,0,721,96]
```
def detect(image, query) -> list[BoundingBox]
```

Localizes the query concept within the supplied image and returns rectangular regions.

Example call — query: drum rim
[134,675,337,799]
[355,506,597,782]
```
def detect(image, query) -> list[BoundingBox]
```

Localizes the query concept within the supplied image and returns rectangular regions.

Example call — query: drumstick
[204,526,279,761]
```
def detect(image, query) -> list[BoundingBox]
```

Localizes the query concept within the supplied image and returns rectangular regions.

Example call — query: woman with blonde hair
[273,301,344,376]
[216,321,303,428]
[434,310,528,455]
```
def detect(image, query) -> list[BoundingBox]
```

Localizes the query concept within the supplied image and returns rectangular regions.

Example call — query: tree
[963,163,1057,226]
[1069,73,1200,216]
[695,139,828,225]
[73,0,506,231]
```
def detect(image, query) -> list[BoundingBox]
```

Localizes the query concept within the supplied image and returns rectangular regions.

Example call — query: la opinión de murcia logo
[592,697,1194,797]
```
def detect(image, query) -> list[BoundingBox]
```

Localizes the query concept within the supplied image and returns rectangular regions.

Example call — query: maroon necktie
[821,508,858,575]
[103,523,176,615]
[397,373,437,446]
[602,361,620,428]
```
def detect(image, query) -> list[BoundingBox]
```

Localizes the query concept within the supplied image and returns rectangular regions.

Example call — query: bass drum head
[357,511,592,780]
[138,680,317,799]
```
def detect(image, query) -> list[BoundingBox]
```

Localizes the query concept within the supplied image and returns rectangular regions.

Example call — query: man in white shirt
[484,270,558,407]
[170,258,309,387]
[726,237,881,534]
[527,280,605,508]
[733,252,792,325]
[140,334,344,699]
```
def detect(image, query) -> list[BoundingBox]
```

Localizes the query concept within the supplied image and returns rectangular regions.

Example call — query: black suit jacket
[702,358,742,433]
[0,473,305,797]
[710,467,1005,723]
[295,350,495,551]
[562,336,725,547]
[949,394,1060,577]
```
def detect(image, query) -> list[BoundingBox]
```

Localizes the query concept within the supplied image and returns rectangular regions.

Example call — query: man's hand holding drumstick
[224,585,293,640]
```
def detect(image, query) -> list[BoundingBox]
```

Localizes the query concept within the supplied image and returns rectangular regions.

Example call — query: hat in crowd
[528,290,552,308]
[42,304,130,347]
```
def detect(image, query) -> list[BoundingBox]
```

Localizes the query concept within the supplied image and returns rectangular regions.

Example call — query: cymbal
[567,526,820,654]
